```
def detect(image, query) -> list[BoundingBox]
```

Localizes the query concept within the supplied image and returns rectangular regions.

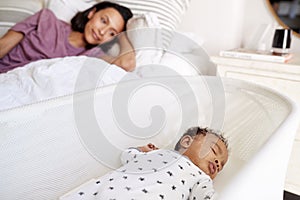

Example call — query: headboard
[0,0,44,36]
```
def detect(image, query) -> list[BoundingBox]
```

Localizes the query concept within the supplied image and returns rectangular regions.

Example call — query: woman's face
[84,7,125,45]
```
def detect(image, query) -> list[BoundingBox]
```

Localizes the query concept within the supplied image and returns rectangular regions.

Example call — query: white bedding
[0,50,204,111]
[0,56,130,111]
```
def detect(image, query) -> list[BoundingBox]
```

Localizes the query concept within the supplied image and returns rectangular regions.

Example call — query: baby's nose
[214,159,220,171]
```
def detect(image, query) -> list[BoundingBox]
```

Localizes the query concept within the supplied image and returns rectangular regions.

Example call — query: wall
[242,0,300,53]
[179,0,300,56]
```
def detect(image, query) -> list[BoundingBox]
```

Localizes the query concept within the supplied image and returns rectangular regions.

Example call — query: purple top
[0,9,104,73]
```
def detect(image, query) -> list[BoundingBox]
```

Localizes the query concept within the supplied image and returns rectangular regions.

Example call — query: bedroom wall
[179,0,300,56]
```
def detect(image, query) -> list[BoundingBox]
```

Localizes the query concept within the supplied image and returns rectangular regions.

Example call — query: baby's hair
[174,127,228,151]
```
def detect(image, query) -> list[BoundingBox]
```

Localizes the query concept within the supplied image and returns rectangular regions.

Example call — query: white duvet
[0,52,203,111]
[0,56,131,111]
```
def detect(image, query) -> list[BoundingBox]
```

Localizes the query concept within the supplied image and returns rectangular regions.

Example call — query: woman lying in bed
[0,1,136,73]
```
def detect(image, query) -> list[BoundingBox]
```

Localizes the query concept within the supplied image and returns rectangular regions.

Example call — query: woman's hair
[174,127,228,151]
[71,1,133,33]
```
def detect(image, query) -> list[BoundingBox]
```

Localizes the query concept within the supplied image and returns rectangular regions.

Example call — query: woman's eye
[101,18,106,24]
[110,32,116,37]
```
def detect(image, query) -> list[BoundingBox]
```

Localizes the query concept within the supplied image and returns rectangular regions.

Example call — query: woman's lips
[92,30,100,41]
[209,162,216,175]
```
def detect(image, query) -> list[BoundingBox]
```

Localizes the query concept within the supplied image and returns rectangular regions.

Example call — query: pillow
[47,0,95,23]
[0,0,44,37]
[47,0,191,48]
[106,12,164,67]
[46,0,195,73]
[112,0,191,48]
[47,0,164,67]
[0,0,44,14]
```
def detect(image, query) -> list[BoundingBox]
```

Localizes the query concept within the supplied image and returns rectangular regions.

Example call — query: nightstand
[211,54,300,195]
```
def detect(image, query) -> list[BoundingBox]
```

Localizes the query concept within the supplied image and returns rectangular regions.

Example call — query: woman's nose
[99,27,108,36]
[99,29,105,36]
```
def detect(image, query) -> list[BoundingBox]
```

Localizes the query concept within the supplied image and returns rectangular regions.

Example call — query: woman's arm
[100,33,136,72]
[115,33,136,71]
[0,30,24,59]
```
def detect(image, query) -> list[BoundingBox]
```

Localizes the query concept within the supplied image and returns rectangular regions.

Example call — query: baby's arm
[189,177,216,200]
[120,143,159,165]
[120,148,142,165]
[137,143,159,152]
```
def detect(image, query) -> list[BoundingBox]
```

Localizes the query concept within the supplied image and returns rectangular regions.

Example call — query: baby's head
[175,127,229,179]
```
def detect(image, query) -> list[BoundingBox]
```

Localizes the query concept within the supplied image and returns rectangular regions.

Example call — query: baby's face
[183,134,228,179]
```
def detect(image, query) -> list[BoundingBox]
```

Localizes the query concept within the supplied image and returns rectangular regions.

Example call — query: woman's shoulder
[35,8,69,27]
[37,8,57,19]
[10,7,63,35]
[26,8,59,23]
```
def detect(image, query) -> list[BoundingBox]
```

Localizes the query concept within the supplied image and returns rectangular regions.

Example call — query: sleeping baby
[61,127,229,200]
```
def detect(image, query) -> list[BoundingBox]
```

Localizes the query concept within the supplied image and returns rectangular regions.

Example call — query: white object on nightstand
[211,54,300,196]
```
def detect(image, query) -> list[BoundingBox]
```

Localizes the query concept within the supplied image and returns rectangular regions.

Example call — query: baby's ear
[179,135,194,149]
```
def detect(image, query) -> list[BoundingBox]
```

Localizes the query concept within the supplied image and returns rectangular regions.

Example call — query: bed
[0,0,213,111]
[0,0,299,200]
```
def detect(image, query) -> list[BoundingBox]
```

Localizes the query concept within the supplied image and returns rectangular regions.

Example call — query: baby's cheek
[198,147,213,159]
